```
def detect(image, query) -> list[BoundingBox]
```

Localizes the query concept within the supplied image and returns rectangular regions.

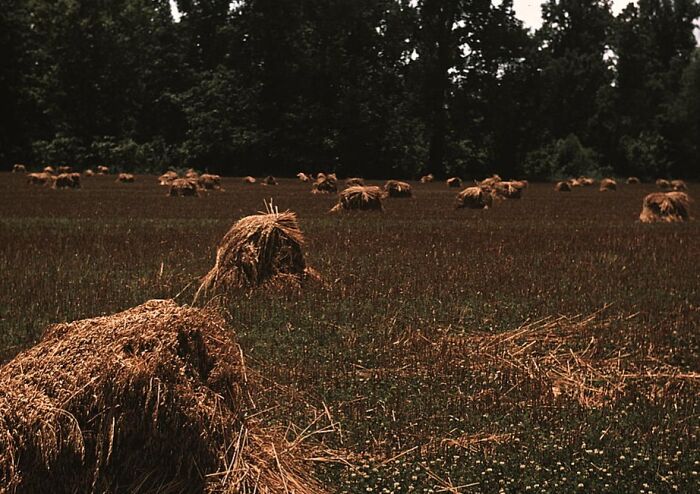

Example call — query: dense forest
[1,0,699,179]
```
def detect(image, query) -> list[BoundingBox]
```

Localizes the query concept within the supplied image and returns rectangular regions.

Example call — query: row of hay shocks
[0,202,330,492]
[22,164,129,190]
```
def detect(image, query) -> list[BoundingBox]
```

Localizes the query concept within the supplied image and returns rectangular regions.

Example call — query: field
[1,173,698,492]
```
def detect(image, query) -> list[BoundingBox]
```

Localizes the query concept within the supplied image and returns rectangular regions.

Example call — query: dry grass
[97,166,110,175]
[446,177,462,188]
[58,166,72,174]
[243,176,257,184]
[330,186,384,212]
[53,173,81,189]
[312,174,338,194]
[0,299,325,493]
[344,177,365,187]
[11,164,25,173]
[199,174,222,190]
[116,173,135,183]
[384,180,413,198]
[479,174,502,187]
[26,172,52,186]
[656,178,671,190]
[262,176,278,186]
[184,168,199,180]
[168,178,199,197]
[196,208,314,299]
[419,174,434,183]
[671,180,687,191]
[43,166,55,174]
[599,178,617,192]
[84,169,94,177]
[491,181,523,199]
[555,181,571,192]
[639,192,692,223]
[455,186,493,209]
[158,171,177,185]
[627,177,640,184]
[579,176,595,186]
[297,172,311,182]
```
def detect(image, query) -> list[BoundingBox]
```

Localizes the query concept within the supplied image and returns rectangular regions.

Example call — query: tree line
[1,0,699,179]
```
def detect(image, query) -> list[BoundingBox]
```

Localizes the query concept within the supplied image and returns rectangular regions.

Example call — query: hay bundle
[83,169,94,177]
[671,179,687,191]
[315,172,326,181]
[197,210,311,296]
[116,173,135,183]
[12,164,26,173]
[627,176,640,184]
[555,181,571,192]
[384,180,413,198]
[568,178,583,187]
[185,168,199,179]
[479,174,502,187]
[58,165,72,173]
[43,166,55,174]
[297,172,311,182]
[345,177,365,187]
[262,175,277,186]
[26,172,53,186]
[158,170,178,185]
[330,186,384,212]
[656,178,671,189]
[579,177,595,186]
[511,179,528,189]
[420,173,434,183]
[97,165,109,175]
[311,174,338,194]
[639,192,691,223]
[599,178,617,191]
[0,300,324,493]
[168,178,199,197]
[446,177,462,188]
[243,176,257,184]
[456,186,493,209]
[198,173,222,190]
[491,181,523,199]
[53,173,81,189]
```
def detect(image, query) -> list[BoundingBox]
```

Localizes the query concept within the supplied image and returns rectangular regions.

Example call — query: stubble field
[0,172,698,492]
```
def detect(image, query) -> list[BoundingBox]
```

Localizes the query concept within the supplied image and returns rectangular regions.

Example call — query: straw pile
[656,178,671,189]
[297,172,311,182]
[168,178,199,197]
[330,186,384,212]
[0,299,325,493]
[84,169,95,177]
[345,177,365,187]
[199,173,222,190]
[158,170,178,185]
[26,172,52,186]
[456,186,493,209]
[627,176,640,184]
[420,173,434,183]
[43,166,55,174]
[116,173,135,183]
[555,181,571,192]
[12,164,26,173]
[384,180,413,198]
[53,173,81,189]
[196,210,314,298]
[479,174,501,187]
[568,178,583,187]
[262,176,277,186]
[639,192,691,223]
[671,179,687,191]
[58,166,72,173]
[185,168,199,180]
[97,165,109,175]
[311,174,338,194]
[599,178,617,191]
[579,177,595,186]
[446,177,462,188]
[491,181,523,199]
[243,176,257,184]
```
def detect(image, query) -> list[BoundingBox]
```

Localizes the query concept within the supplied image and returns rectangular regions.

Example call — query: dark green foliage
[1,0,699,178]
[523,134,604,180]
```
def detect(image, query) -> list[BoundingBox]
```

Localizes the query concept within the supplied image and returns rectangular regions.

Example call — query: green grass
[0,172,698,492]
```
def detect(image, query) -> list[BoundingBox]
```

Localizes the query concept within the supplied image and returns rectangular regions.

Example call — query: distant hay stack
[330,186,384,212]
[26,172,53,186]
[12,164,26,173]
[480,174,502,187]
[43,166,55,174]
[456,186,493,209]
[83,169,94,177]
[492,181,523,199]
[158,170,178,185]
[345,177,365,187]
[58,165,72,174]
[184,168,199,180]
[53,173,81,189]
[511,180,528,189]
[568,178,583,188]
[555,181,572,192]
[599,178,617,191]
[627,176,640,184]
[656,178,671,190]
[639,192,691,223]
[116,173,135,183]
[311,174,338,194]
[262,175,277,186]
[447,177,462,188]
[196,210,312,297]
[315,172,327,181]
[243,176,257,184]
[199,173,222,190]
[420,173,434,183]
[579,177,595,186]
[168,178,199,197]
[671,179,687,191]
[0,299,324,493]
[97,165,109,175]
[297,172,311,182]
[384,180,413,198]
